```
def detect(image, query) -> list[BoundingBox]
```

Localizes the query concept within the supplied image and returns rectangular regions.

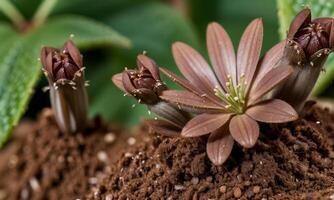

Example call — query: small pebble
[174,185,184,190]
[233,187,242,198]
[206,176,213,182]
[191,177,199,185]
[8,155,18,168]
[88,177,98,185]
[105,194,113,200]
[0,190,7,200]
[29,177,40,191]
[104,133,116,143]
[253,186,261,194]
[219,185,227,193]
[330,193,334,200]
[124,152,133,158]
[127,137,136,145]
[97,151,108,162]
[244,181,251,186]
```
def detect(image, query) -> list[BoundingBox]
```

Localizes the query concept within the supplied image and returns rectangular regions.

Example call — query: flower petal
[160,90,222,112]
[172,42,222,97]
[237,18,263,90]
[246,99,298,123]
[160,67,204,96]
[287,8,311,39]
[229,114,259,148]
[112,73,126,92]
[148,102,189,128]
[160,67,226,107]
[137,55,160,80]
[207,22,236,88]
[64,40,83,67]
[249,65,293,103]
[122,71,136,93]
[254,40,285,83]
[207,126,234,165]
[181,113,231,137]
[145,119,181,137]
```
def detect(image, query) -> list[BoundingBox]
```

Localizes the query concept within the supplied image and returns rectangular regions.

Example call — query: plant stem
[32,0,58,28]
[0,0,25,29]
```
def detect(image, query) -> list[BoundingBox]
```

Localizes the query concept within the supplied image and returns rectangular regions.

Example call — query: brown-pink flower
[160,19,298,165]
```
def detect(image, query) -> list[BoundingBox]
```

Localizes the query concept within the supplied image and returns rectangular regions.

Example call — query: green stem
[32,0,58,28]
[0,0,25,29]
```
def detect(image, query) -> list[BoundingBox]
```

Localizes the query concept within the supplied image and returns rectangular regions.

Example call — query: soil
[0,108,134,200]
[86,102,334,200]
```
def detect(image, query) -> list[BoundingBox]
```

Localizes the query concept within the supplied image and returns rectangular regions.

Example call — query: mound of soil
[0,108,133,200]
[87,102,334,200]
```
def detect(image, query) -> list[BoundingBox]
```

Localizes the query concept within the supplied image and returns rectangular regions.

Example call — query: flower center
[214,74,247,114]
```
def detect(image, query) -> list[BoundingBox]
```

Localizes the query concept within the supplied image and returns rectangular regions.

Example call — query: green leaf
[0,15,130,147]
[276,0,334,96]
[88,3,199,126]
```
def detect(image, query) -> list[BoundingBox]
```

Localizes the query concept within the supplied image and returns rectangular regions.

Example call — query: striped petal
[237,18,263,91]
[160,90,222,112]
[207,22,236,89]
[253,40,285,84]
[249,65,293,103]
[181,113,231,137]
[246,99,298,123]
[229,114,259,148]
[287,8,311,39]
[160,67,226,107]
[172,42,222,99]
[112,73,126,93]
[207,126,234,165]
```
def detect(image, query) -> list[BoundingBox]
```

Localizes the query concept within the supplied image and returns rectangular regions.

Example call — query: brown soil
[0,108,133,200]
[86,102,334,200]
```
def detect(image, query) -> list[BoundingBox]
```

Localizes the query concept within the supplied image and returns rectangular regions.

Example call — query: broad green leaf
[0,15,130,147]
[277,0,334,96]
[88,3,198,126]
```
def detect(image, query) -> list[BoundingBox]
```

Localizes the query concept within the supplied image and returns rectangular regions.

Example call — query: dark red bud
[41,40,83,82]
[295,23,330,56]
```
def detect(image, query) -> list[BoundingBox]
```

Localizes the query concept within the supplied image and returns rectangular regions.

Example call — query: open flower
[160,19,298,165]
[41,40,88,134]
[112,54,190,135]
[272,8,334,111]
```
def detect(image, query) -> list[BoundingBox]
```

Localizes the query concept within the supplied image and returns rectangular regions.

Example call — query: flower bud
[41,40,88,134]
[272,8,334,112]
[113,55,167,105]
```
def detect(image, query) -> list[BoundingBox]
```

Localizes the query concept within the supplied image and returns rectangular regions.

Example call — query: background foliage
[0,0,333,146]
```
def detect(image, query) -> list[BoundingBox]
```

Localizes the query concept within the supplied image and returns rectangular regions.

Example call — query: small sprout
[272,8,334,112]
[160,20,298,165]
[112,54,191,134]
[40,40,88,134]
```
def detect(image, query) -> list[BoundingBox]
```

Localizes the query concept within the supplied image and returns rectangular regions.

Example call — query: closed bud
[272,8,334,112]
[41,40,88,134]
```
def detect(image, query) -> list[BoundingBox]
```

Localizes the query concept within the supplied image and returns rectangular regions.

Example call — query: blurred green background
[22,0,281,126]
[0,0,332,141]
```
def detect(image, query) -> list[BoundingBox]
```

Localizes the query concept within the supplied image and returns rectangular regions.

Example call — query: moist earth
[86,102,334,200]
[0,108,134,200]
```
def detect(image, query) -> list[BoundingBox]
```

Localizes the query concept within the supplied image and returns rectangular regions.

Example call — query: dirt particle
[253,186,261,194]
[97,151,108,162]
[191,177,199,185]
[174,185,184,190]
[29,177,40,191]
[0,190,7,200]
[219,185,227,193]
[233,187,242,198]
[104,133,116,143]
[127,137,136,145]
